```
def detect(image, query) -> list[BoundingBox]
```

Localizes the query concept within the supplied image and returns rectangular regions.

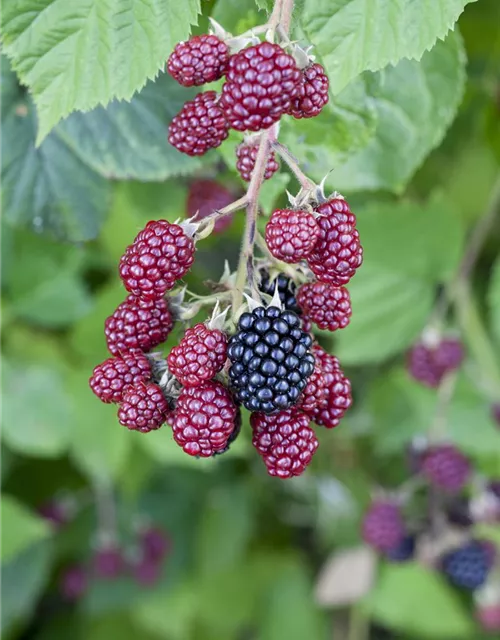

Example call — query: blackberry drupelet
[259,270,301,314]
[227,305,315,413]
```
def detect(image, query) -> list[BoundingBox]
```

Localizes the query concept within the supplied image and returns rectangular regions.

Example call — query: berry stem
[233,128,277,311]
[197,194,248,231]
[272,141,316,190]
[93,480,118,546]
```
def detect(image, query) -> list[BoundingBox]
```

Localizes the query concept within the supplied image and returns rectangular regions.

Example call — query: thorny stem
[199,195,248,229]
[272,141,316,190]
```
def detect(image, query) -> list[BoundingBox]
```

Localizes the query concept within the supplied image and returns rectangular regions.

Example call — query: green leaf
[299,0,473,94]
[1,0,201,143]
[292,33,466,193]
[332,33,466,192]
[132,583,197,640]
[365,562,474,638]
[334,266,434,365]
[1,496,50,562]
[1,540,53,635]
[259,557,326,640]
[2,360,73,457]
[68,371,130,482]
[489,258,500,347]
[56,73,202,181]
[1,71,110,242]
[196,483,254,577]
[357,195,464,283]
[3,230,91,327]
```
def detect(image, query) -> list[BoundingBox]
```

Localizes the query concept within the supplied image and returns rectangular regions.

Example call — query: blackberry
[288,63,329,119]
[442,540,493,590]
[227,305,315,414]
[385,535,415,562]
[408,338,464,388]
[306,345,351,428]
[168,91,229,156]
[89,353,152,404]
[236,141,279,182]
[421,445,470,493]
[119,219,195,300]
[296,281,352,332]
[61,564,87,601]
[167,322,228,387]
[258,270,301,314]
[362,500,405,552]
[105,294,174,356]
[251,409,318,478]
[307,197,363,286]
[171,380,238,457]
[297,365,327,412]
[93,546,124,579]
[118,382,170,433]
[265,209,320,263]
[167,35,229,87]
[220,42,301,131]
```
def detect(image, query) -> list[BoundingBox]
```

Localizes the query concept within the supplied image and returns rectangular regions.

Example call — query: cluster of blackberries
[166,32,329,179]
[60,526,171,600]
[89,217,199,430]
[362,444,499,592]
[264,196,362,335]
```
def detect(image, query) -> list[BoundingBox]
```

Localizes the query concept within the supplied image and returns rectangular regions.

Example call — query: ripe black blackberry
[227,305,315,414]
[259,270,301,315]
[442,540,493,590]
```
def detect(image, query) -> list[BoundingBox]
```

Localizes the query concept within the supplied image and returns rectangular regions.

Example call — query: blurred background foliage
[1,0,500,639]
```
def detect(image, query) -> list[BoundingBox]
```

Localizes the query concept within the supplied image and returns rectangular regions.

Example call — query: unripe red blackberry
[186,179,234,233]
[118,382,170,433]
[167,35,229,87]
[140,527,171,562]
[61,564,88,601]
[93,546,124,579]
[171,380,238,457]
[407,338,464,388]
[421,445,470,493]
[265,209,320,263]
[105,294,174,356]
[89,353,151,404]
[251,409,318,478]
[168,91,229,156]
[297,365,327,412]
[288,63,329,119]
[307,198,363,286]
[305,345,352,428]
[296,281,352,332]
[236,141,279,182]
[220,42,301,131]
[167,323,228,387]
[362,500,405,552]
[119,220,195,300]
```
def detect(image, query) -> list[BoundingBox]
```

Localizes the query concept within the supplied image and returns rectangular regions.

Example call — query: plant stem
[231,0,296,316]
[233,131,274,311]
[280,0,295,33]
[272,141,316,190]
[348,603,369,640]
[93,480,118,546]
[198,194,248,229]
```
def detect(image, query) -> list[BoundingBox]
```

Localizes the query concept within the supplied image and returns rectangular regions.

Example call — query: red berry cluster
[167,33,329,182]
[265,196,361,335]
[90,218,199,431]
[89,26,357,480]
